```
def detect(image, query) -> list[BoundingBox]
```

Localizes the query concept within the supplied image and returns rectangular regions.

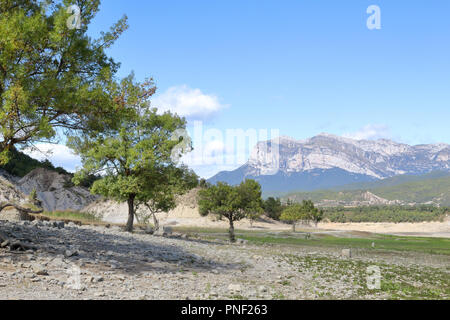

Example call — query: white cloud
[343,124,391,141]
[22,143,81,173]
[152,85,227,119]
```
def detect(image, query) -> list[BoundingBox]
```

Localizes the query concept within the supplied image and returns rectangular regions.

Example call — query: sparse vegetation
[173,226,450,255]
[323,206,449,223]
[282,174,450,206]
[280,200,323,232]
[41,211,101,223]
[283,254,449,299]
[0,148,69,177]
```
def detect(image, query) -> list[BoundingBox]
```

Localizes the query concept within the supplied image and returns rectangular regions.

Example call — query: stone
[228,284,242,293]
[258,285,268,293]
[64,249,79,258]
[90,276,104,283]
[31,220,42,227]
[145,226,154,235]
[162,226,173,235]
[1,240,10,248]
[153,229,167,237]
[53,221,65,229]
[34,268,49,276]
[341,248,352,258]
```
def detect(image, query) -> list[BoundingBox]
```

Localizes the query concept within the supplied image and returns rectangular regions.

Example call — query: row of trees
[323,205,448,223]
[280,200,323,232]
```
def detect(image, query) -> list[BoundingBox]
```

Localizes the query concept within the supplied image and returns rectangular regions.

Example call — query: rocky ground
[0,220,448,300]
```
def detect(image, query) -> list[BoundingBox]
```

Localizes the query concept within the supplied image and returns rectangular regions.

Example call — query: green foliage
[0,0,129,164]
[136,165,198,225]
[263,197,283,220]
[282,174,450,206]
[29,188,37,202]
[323,206,449,223]
[43,210,100,223]
[198,180,263,222]
[280,203,305,223]
[0,147,69,177]
[280,200,322,231]
[239,179,264,225]
[70,76,195,232]
[198,179,263,241]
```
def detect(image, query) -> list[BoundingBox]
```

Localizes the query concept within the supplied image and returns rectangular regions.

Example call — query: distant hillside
[282,173,450,207]
[328,171,450,191]
[0,147,69,177]
[209,134,450,193]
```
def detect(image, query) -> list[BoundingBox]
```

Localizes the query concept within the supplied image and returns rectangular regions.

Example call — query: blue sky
[26,1,450,178]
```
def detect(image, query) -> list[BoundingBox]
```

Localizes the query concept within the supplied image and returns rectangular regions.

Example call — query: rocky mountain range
[208,133,450,193]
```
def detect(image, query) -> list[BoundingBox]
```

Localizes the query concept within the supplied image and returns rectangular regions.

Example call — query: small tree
[311,208,324,227]
[280,203,305,232]
[281,200,322,231]
[136,166,198,231]
[29,188,38,203]
[198,179,263,242]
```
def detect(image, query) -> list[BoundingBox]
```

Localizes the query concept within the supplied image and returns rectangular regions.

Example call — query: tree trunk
[0,203,43,215]
[144,203,160,231]
[228,218,236,243]
[152,211,160,231]
[126,195,135,232]
[292,222,296,233]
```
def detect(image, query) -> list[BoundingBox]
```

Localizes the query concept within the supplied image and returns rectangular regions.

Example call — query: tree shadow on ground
[0,221,242,276]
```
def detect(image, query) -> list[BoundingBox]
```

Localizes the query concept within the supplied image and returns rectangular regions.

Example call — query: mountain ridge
[208,133,450,193]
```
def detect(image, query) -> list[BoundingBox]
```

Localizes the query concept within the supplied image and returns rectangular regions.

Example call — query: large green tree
[198,180,263,242]
[70,76,194,232]
[0,0,128,164]
[0,0,128,222]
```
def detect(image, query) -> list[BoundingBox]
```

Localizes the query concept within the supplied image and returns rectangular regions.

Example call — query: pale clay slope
[16,168,99,212]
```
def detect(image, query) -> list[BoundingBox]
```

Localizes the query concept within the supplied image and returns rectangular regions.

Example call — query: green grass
[174,226,450,255]
[240,233,450,255]
[283,254,450,299]
[41,211,101,223]
[322,206,448,223]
